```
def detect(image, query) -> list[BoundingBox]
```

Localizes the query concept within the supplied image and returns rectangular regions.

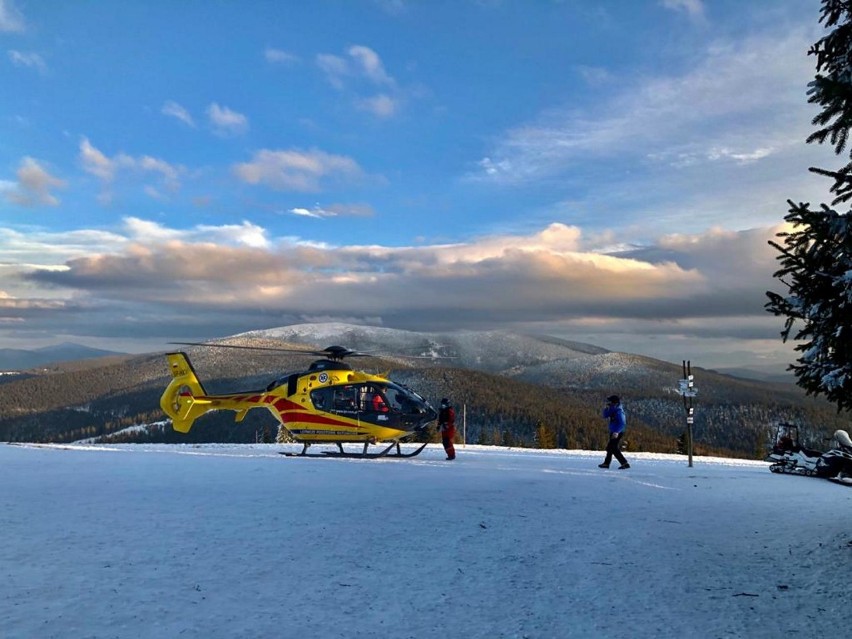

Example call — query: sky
[2,441,850,638]
[0,0,839,370]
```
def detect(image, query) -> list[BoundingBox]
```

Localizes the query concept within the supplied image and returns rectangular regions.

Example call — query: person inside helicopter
[332,388,357,411]
[370,390,389,412]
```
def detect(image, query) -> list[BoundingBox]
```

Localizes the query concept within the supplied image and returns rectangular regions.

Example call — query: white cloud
[13,220,753,318]
[206,103,249,136]
[286,203,374,219]
[20,221,700,318]
[233,148,366,192]
[0,226,129,277]
[318,45,395,88]
[648,145,776,168]
[576,65,613,85]
[135,155,181,189]
[661,0,705,19]
[2,219,795,364]
[315,45,408,118]
[472,29,814,184]
[0,0,25,32]
[373,0,407,14]
[289,207,329,219]
[79,137,115,181]
[8,50,46,73]
[265,47,299,64]
[355,94,398,118]
[347,45,394,85]
[161,101,195,127]
[78,138,184,197]
[122,217,269,249]
[316,53,349,89]
[5,157,65,207]
[707,146,773,164]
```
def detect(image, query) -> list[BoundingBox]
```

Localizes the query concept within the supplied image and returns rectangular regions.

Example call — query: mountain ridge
[0,323,843,456]
[0,343,124,371]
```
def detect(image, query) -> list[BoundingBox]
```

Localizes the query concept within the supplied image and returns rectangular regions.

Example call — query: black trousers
[603,432,628,466]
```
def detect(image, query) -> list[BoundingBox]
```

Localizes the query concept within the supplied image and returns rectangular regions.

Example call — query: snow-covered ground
[1,443,850,638]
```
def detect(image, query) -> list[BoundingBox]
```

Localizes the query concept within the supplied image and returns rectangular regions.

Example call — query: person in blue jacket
[599,394,630,469]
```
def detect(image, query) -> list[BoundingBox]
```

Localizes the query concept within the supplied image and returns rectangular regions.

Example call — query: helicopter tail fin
[160,352,212,433]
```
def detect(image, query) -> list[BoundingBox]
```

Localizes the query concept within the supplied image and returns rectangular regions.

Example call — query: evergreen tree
[766,0,852,413]
[676,431,687,455]
[805,0,852,204]
[535,421,556,449]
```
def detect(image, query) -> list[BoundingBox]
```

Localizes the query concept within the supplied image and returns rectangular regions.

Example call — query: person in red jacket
[371,391,388,413]
[438,397,456,460]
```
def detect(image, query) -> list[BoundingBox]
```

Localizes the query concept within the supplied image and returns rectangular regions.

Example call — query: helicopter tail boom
[160,352,213,433]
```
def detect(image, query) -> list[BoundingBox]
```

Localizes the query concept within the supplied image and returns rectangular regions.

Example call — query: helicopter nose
[419,406,438,427]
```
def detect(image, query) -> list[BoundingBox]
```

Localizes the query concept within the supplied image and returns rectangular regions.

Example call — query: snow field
[1,443,849,638]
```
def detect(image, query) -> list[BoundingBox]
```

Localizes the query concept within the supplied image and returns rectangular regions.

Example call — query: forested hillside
[0,331,846,458]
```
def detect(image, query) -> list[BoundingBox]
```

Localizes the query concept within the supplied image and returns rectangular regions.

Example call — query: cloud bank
[0,218,792,366]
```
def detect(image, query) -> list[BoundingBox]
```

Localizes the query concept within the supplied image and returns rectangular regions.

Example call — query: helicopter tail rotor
[160,352,213,433]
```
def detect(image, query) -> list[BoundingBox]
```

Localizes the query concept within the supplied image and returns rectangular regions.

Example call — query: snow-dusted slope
[2,442,849,638]
[232,322,693,395]
[238,321,611,374]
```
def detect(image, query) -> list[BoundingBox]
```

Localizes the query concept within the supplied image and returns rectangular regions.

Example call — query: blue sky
[0,0,835,370]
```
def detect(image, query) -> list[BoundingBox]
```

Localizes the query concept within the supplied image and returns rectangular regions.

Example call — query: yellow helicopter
[159,344,438,458]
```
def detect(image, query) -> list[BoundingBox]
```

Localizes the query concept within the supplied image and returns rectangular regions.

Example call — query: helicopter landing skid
[280,441,428,459]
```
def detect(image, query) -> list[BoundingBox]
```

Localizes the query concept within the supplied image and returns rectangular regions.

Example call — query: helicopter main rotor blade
[168,341,455,361]
[168,341,317,354]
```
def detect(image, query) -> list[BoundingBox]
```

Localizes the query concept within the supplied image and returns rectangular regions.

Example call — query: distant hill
[0,343,124,371]
[239,323,611,371]
[0,323,844,458]
[712,364,794,384]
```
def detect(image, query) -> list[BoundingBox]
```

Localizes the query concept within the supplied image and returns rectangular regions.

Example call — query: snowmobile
[814,430,852,486]
[766,423,852,486]
[766,423,823,476]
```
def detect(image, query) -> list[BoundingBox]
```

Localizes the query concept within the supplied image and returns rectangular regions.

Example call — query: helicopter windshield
[381,383,427,414]
[310,382,433,418]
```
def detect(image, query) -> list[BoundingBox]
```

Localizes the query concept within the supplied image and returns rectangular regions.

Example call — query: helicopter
[159,343,439,459]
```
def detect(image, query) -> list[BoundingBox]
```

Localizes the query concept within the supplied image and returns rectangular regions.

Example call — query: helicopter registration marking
[291,429,353,436]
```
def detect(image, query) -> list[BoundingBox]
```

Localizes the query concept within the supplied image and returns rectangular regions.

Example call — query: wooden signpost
[678,361,698,467]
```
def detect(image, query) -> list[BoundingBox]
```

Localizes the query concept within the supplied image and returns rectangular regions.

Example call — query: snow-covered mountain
[239,322,607,372]
[236,322,679,391]
[241,322,607,360]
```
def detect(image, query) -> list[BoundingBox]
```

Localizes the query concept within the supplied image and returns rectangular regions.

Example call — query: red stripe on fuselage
[196,392,357,428]
[279,411,360,429]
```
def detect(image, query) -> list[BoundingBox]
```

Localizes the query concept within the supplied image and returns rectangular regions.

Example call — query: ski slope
[1,443,849,638]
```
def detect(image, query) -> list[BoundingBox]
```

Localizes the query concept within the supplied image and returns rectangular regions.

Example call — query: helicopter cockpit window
[309,387,356,413]
[383,383,428,414]
[381,386,405,411]
[333,387,358,412]
[310,389,328,410]
[311,383,429,416]
[361,385,389,413]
